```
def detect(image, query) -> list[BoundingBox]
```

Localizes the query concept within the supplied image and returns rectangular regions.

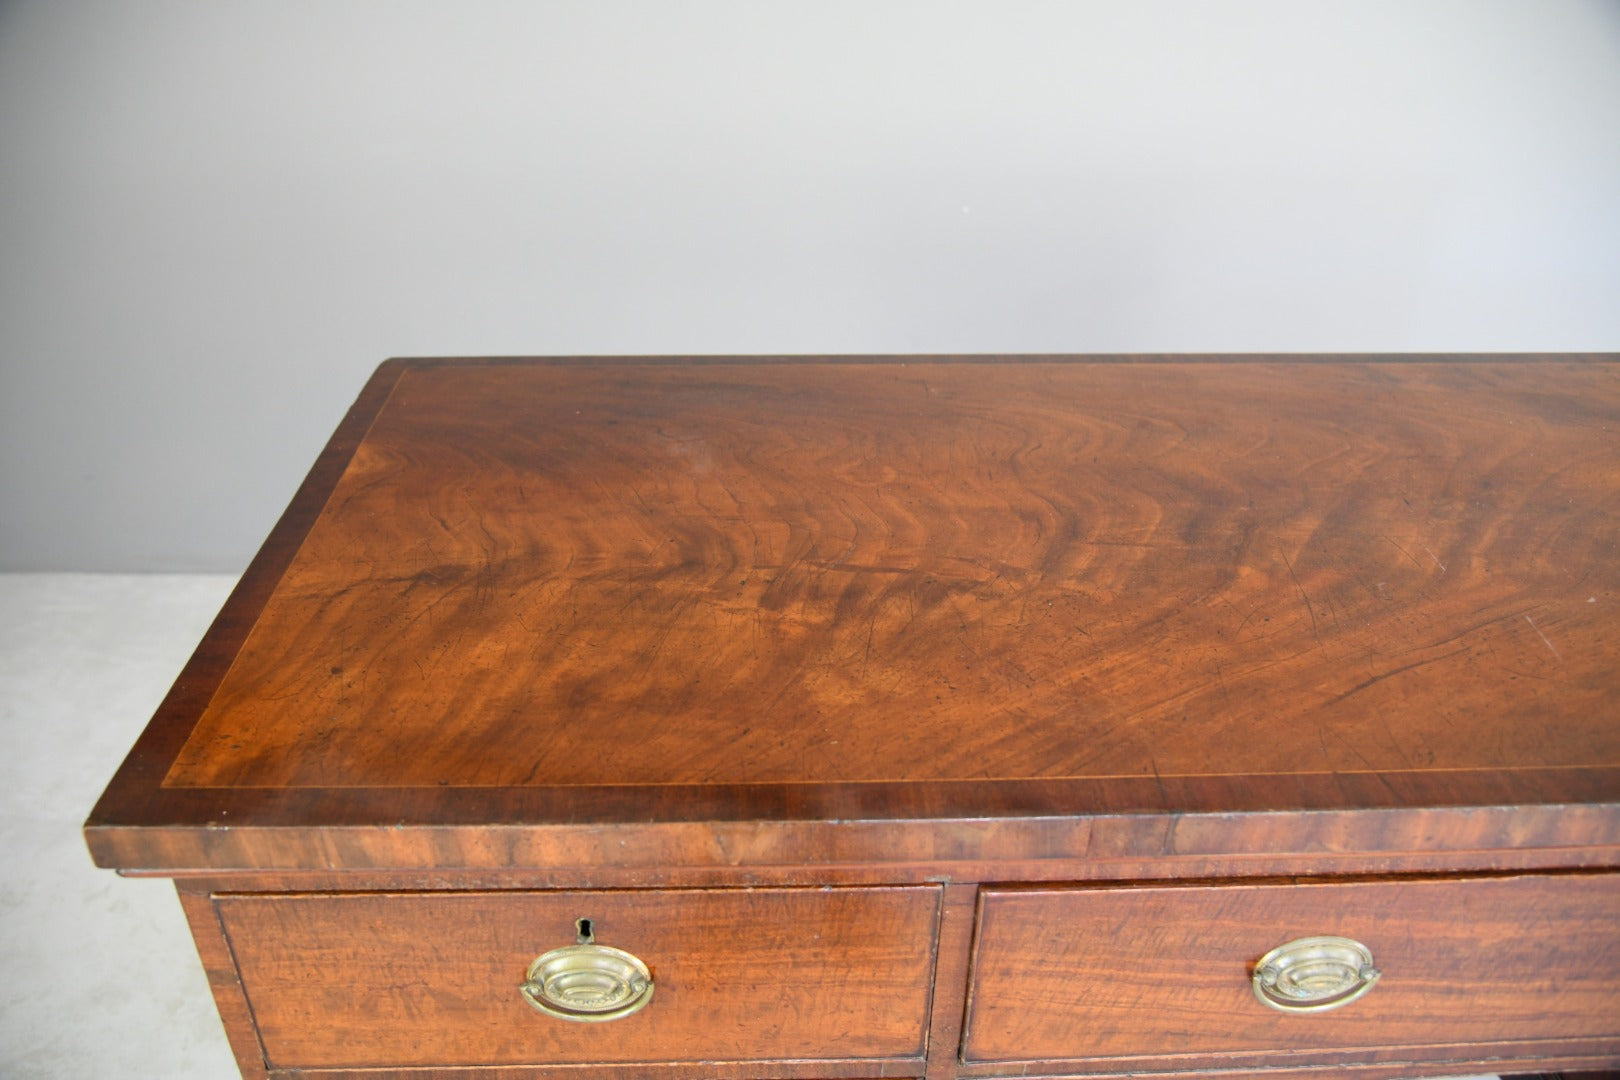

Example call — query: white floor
[0,572,1506,1079]
[1,573,241,1078]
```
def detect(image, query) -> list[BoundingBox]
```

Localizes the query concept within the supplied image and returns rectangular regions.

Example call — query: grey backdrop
[3,0,1618,572]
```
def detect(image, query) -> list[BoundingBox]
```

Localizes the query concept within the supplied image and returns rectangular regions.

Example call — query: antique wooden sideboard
[88,356,1620,1079]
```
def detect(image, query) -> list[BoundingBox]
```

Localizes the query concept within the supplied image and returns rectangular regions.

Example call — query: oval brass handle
[1252,936,1380,1013]
[520,943,654,1022]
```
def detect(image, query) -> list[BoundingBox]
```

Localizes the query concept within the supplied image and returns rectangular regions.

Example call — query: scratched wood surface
[166,359,1617,788]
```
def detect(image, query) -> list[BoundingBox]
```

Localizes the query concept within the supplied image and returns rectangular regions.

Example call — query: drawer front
[216,886,939,1070]
[964,874,1620,1068]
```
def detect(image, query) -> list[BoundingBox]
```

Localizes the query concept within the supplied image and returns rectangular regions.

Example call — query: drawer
[963,874,1620,1069]
[215,886,939,1070]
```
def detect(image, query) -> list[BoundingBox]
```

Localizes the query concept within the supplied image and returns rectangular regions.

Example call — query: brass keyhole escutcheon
[1252,936,1380,1013]
[519,919,654,1022]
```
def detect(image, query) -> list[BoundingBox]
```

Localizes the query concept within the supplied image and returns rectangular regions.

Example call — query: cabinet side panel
[177,885,267,1080]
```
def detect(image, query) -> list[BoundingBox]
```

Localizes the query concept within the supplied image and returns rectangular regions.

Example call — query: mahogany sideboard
[88,356,1620,1080]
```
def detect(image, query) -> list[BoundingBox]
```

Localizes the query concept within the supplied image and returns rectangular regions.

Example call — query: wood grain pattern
[85,357,1620,873]
[166,360,1620,789]
[217,886,938,1069]
[952,1061,1620,1080]
[89,785,1620,875]
[922,884,978,1080]
[83,358,1620,1080]
[962,872,1620,1067]
[126,834,1620,893]
[177,885,269,1080]
[273,1071,916,1079]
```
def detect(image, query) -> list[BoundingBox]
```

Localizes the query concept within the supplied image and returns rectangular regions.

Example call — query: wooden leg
[176,883,267,1080]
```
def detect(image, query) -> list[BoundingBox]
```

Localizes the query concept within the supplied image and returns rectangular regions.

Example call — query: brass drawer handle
[1252,935,1380,1013]
[520,920,653,1022]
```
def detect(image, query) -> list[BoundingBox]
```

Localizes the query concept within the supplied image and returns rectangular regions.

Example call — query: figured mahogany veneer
[964,874,1620,1070]
[220,887,938,1070]
[88,356,1620,1079]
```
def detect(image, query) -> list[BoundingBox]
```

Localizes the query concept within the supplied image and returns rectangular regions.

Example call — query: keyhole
[575,918,594,944]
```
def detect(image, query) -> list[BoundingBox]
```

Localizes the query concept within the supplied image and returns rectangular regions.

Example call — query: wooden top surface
[88,357,1620,871]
